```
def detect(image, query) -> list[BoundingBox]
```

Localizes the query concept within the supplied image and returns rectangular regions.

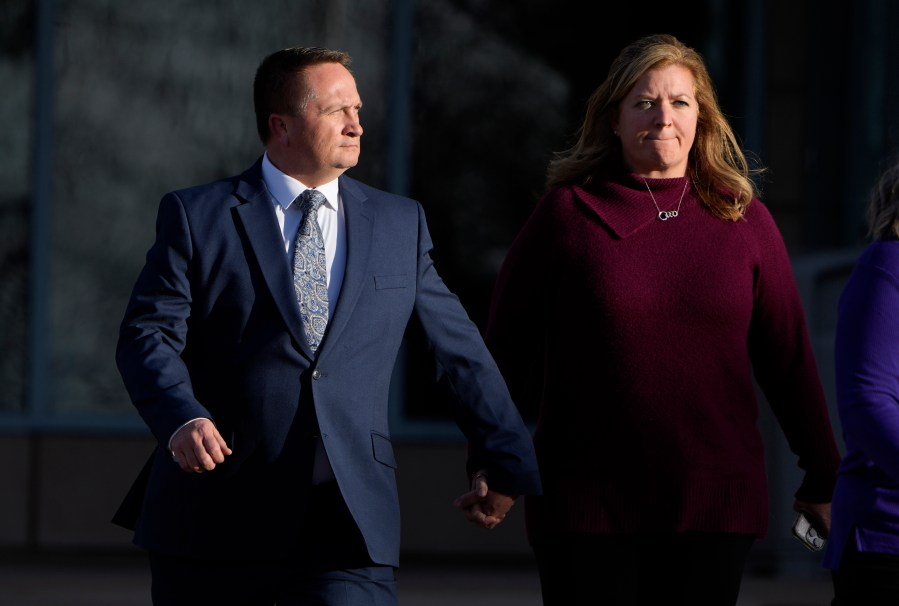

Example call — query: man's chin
[336,158,360,170]
[342,146,362,162]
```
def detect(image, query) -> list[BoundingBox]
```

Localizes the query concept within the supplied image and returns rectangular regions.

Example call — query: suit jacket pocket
[371,431,397,468]
[374,274,407,290]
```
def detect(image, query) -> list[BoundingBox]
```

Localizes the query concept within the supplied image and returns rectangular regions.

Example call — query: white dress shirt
[261,152,346,484]
[261,152,347,315]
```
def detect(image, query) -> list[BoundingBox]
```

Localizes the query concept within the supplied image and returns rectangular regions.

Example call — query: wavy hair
[866,154,899,240]
[546,34,759,221]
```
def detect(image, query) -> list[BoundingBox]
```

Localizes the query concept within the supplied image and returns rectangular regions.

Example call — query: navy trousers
[148,483,397,606]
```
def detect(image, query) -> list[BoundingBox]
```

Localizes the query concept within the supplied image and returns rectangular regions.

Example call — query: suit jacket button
[312,369,322,380]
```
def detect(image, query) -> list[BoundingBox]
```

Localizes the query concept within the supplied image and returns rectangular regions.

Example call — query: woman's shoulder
[739,197,774,223]
[532,184,585,216]
[843,240,899,300]
[729,198,782,244]
[857,239,899,272]
[542,183,581,201]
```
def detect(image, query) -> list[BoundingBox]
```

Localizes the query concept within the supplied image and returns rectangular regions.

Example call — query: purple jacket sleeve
[835,244,899,483]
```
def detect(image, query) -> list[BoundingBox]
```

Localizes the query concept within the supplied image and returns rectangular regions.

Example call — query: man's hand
[169,419,232,473]
[453,469,516,529]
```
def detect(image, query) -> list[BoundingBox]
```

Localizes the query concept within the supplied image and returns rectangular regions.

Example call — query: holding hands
[453,469,516,530]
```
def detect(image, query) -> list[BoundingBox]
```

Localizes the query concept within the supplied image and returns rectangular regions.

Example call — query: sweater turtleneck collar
[571,172,694,239]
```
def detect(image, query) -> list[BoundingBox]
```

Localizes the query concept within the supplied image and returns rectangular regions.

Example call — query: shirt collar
[261,152,340,212]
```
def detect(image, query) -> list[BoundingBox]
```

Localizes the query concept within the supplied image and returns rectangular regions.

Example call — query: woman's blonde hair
[546,34,759,221]
[866,154,899,240]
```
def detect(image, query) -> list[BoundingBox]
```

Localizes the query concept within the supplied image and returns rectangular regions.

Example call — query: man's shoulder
[166,159,263,206]
[340,174,416,208]
[169,176,238,200]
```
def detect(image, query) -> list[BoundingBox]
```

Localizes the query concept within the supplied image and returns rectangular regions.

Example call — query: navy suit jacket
[115,159,540,565]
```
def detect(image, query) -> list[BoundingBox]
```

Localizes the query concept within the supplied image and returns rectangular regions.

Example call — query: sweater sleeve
[745,202,840,503]
[834,244,899,482]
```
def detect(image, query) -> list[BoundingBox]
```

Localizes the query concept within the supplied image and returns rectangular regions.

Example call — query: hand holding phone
[792,511,827,552]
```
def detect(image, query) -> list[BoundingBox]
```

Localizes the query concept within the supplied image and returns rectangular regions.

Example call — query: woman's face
[614,64,698,178]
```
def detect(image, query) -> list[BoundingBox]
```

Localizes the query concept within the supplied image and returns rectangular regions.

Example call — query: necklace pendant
[658,210,678,221]
[644,177,689,223]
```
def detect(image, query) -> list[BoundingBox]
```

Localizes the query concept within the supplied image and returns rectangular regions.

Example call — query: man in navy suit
[114,47,540,605]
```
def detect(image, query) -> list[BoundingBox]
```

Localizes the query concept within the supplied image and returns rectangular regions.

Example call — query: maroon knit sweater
[485,173,840,542]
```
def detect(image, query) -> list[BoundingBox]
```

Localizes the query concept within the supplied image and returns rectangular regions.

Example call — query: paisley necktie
[292,189,329,353]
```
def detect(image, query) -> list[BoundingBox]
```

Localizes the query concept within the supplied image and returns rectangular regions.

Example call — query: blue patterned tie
[292,189,329,353]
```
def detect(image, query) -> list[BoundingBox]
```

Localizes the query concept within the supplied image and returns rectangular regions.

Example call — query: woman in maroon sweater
[485,34,840,605]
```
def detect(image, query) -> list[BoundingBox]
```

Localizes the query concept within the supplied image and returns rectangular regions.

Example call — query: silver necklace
[642,178,689,221]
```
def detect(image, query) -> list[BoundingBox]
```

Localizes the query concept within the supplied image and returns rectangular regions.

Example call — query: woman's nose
[655,105,673,127]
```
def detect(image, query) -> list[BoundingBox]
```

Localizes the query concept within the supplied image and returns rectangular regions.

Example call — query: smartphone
[792,511,827,552]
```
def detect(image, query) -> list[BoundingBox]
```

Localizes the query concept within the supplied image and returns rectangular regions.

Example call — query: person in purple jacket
[826,154,899,605]
[485,34,841,605]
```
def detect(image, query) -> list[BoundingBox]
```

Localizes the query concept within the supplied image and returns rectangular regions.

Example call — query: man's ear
[268,114,288,145]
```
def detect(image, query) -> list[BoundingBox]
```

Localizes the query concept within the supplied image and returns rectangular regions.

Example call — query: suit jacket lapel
[233,160,312,357]
[318,176,374,357]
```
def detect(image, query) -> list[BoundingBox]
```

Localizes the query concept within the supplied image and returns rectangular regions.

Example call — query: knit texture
[486,172,840,542]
